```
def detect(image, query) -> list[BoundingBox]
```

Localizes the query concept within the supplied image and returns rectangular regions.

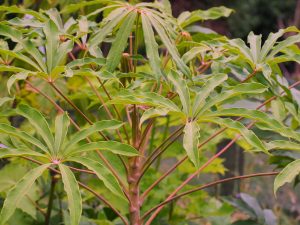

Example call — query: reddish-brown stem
[142,171,278,220]
[241,70,257,83]
[85,76,124,142]
[128,105,142,225]
[145,122,255,224]
[141,126,184,170]
[21,156,128,225]
[97,77,131,144]
[48,81,130,199]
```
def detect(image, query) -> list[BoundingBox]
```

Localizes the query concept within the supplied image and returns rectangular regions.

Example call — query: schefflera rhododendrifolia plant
[0,1,300,225]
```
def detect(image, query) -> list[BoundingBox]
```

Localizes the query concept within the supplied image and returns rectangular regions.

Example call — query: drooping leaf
[141,13,163,79]
[7,72,28,95]
[0,164,49,225]
[54,113,70,154]
[178,6,233,28]
[59,164,82,225]
[105,11,137,72]
[65,141,139,157]
[69,157,126,200]
[17,105,54,152]
[183,120,200,167]
[192,73,228,116]
[201,117,269,154]
[274,159,300,195]
[168,70,190,115]
[108,90,181,112]
[64,120,123,151]
[149,13,191,77]
[0,123,50,155]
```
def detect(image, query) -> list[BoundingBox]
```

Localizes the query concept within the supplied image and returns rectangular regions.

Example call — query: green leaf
[0,24,46,72]
[201,117,268,154]
[108,89,181,112]
[140,107,169,126]
[17,105,54,152]
[141,13,163,79]
[260,26,299,61]
[229,38,254,67]
[69,157,126,200]
[197,83,267,116]
[0,147,47,159]
[183,121,200,167]
[105,11,137,72]
[247,32,261,64]
[192,73,228,116]
[65,141,139,157]
[59,164,82,225]
[64,120,123,151]
[0,48,41,71]
[274,159,300,195]
[7,72,28,95]
[88,7,129,49]
[0,97,13,107]
[266,140,300,151]
[0,123,50,155]
[43,20,59,73]
[0,5,46,21]
[54,113,70,154]
[205,108,300,142]
[178,6,233,28]
[0,164,49,225]
[267,33,300,60]
[168,70,190,115]
[149,13,191,77]
[182,45,211,63]
[67,58,106,68]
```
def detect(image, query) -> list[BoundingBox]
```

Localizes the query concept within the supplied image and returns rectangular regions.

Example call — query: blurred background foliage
[0,0,300,225]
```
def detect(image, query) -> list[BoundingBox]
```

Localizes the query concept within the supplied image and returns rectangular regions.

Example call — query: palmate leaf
[196,83,268,116]
[200,117,269,154]
[0,147,48,159]
[54,113,70,155]
[105,10,137,72]
[147,13,191,78]
[0,24,47,72]
[183,120,200,167]
[192,73,228,116]
[17,104,54,153]
[168,70,190,115]
[0,123,50,155]
[108,89,181,112]
[59,164,82,225]
[204,108,300,142]
[0,5,47,21]
[141,12,163,79]
[0,48,41,71]
[63,120,123,153]
[274,159,300,196]
[87,7,129,50]
[177,6,233,28]
[0,164,50,225]
[7,72,28,95]
[266,140,300,151]
[69,157,126,200]
[65,141,139,157]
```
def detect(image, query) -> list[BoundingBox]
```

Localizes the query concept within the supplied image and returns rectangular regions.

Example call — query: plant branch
[25,80,129,199]
[21,156,129,225]
[141,79,300,202]
[142,171,278,220]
